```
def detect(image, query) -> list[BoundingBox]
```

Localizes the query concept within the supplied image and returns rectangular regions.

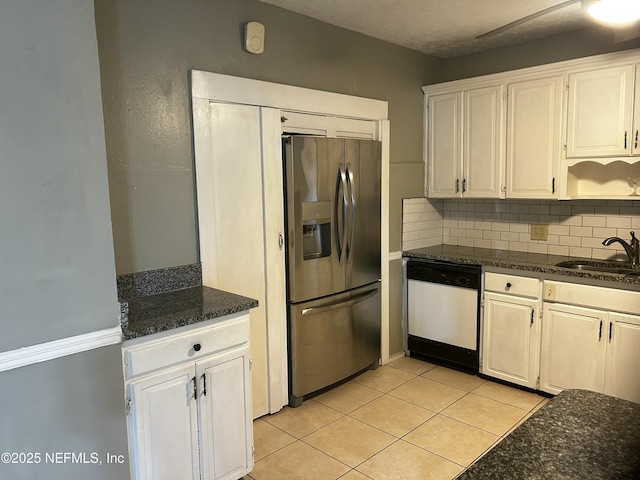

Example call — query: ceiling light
[582,0,640,24]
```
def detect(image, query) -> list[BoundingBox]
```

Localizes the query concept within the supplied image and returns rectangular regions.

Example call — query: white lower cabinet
[482,272,541,389]
[483,292,539,388]
[482,276,640,404]
[539,281,640,402]
[539,303,606,395]
[198,347,253,480]
[123,313,253,480]
[604,313,640,403]
[129,365,201,480]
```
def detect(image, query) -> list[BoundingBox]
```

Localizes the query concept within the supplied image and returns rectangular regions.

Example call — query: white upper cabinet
[427,92,463,197]
[634,66,640,156]
[464,86,505,198]
[423,48,640,199]
[506,76,563,199]
[566,65,636,158]
[426,86,503,198]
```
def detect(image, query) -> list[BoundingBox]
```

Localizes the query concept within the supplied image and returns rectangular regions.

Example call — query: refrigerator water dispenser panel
[301,201,332,260]
[302,224,330,260]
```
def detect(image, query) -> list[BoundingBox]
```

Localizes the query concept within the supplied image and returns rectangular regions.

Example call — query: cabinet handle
[530,308,534,326]
[505,282,512,290]
[278,232,284,250]
[462,178,467,193]
[455,179,460,193]
[552,177,556,194]
[192,376,197,400]
[201,373,207,397]
[624,130,628,149]
[609,322,613,343]
[598,320,603,341]
[193,343,201,352]
[635,130,638,149]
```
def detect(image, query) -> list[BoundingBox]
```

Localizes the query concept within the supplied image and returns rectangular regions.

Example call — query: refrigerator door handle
[345,163,356,262]
[300,286,378,316]
[334,164,347,264]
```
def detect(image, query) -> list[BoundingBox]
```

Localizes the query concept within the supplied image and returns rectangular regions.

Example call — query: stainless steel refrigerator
[283,135,381,407]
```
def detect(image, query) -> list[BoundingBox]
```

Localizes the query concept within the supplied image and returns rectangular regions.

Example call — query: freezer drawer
[288,283,381,406]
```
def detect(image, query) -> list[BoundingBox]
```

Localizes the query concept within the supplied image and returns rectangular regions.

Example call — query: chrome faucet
[602,231,639,266]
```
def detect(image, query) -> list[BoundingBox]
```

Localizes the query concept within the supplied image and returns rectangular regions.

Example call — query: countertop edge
[403,246,640,286]
[120,286,259,341]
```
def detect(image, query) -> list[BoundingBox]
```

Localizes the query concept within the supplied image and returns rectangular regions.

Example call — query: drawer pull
[505,282,512,290]
[193,343,202,352]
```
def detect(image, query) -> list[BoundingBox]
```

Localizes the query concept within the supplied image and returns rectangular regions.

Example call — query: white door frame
[190,71,390,413]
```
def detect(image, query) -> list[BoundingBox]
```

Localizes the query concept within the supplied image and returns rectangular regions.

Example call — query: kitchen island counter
[404,245,640,286]
[456,389,640,480]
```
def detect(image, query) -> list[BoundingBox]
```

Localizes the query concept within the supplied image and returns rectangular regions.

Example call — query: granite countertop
[403,245,640,286]
[120,286,259,341]
[456,389,640,480]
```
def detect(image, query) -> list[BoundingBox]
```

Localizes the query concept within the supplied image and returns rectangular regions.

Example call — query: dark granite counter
[456,389,640,480]
[403,245,640,286]
[120,286,258,341]
[117,263,202,300]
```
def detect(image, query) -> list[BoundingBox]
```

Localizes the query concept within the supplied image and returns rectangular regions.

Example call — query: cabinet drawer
[123,314,249,379]
[484,272,539,298]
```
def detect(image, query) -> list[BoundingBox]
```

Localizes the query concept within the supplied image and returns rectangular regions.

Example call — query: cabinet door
[427,92,462,197]
[506,76,563,198]
[198,346,253,480]
[633,65,640,156]
[604,313,640,403]
[540,303,606,395]
[463,86,504,198]
[128,365,200,480]
[566,65,634,158]
[482,292,539,388]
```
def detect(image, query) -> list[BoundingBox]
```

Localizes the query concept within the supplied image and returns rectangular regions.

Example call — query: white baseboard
[383,351,407,365]
[0,326,122,373]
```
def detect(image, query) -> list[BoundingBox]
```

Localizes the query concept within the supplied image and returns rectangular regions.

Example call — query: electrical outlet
[530,224,548,241]
[545,283,556,300]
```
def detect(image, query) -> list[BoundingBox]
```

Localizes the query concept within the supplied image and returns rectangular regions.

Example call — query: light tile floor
[245,356,549,480]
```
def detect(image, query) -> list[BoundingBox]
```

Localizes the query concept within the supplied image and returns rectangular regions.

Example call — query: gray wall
[0,0,120,350]
[95,0,441,274]
[0,1,130,478]
[0,346,130,480]
[440,26,640,82]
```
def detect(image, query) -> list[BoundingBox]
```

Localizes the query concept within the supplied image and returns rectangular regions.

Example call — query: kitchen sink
[555,260,640,276]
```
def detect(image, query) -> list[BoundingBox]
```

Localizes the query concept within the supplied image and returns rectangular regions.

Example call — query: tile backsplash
[403,198,640,260]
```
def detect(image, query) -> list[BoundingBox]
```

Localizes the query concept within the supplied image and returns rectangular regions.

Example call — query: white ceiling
[258,0,638,58]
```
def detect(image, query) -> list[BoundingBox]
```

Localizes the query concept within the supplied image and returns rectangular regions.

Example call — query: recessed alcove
[565,160,640,199]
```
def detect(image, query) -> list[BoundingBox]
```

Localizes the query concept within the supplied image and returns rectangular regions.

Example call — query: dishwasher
[407,259,481,373]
